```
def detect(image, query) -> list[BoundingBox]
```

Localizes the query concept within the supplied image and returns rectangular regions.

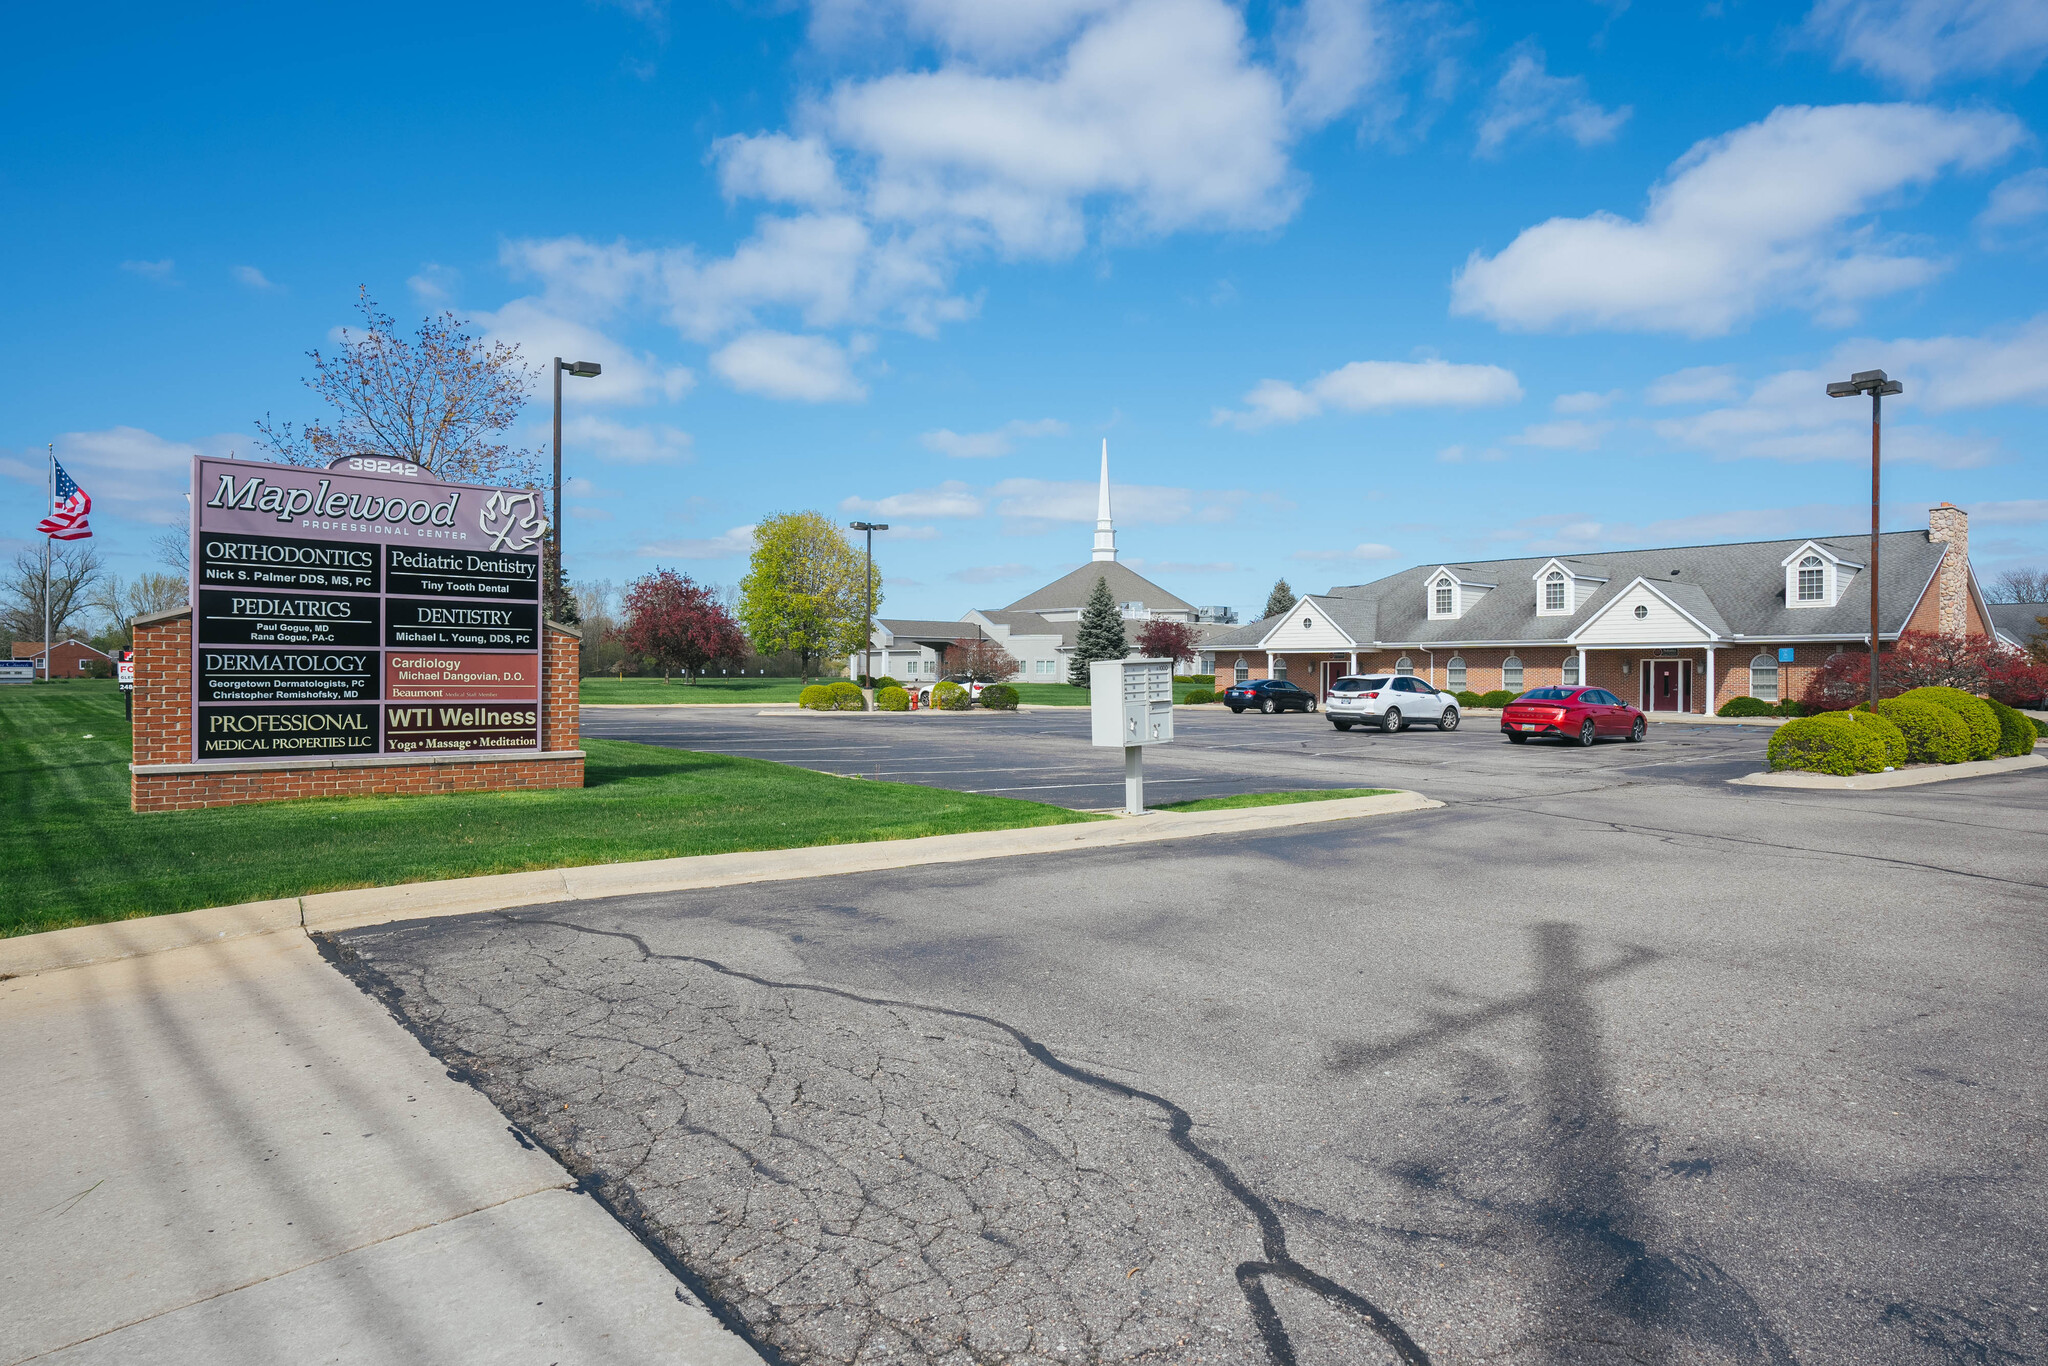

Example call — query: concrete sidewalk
[0,929,764,1365]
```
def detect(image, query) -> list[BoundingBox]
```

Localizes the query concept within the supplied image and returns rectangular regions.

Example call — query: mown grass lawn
[0,682,1095,938]
[580,675,811,704]
[1154,787,1394,812]
[1005,681,1218,707]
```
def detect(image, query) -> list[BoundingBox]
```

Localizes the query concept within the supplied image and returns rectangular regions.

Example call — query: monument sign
[189,453,548,762]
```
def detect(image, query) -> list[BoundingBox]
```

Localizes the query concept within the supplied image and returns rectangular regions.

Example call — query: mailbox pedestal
[1089,657,1174,814]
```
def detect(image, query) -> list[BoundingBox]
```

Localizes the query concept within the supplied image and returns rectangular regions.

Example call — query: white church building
[849,445,1234,683]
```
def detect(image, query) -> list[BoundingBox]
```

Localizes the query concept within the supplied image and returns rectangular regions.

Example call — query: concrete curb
[1728,753,2045,790]
[0,792,1441,978]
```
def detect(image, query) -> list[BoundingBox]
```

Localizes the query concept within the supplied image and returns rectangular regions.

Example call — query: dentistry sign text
[189,454,546,761]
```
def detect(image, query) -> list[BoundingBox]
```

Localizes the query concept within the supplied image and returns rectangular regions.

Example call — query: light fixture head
[564,360,602,378]
[1826,381,1859,398]
[1849,369,1887,386]
[1877,379,1903,396]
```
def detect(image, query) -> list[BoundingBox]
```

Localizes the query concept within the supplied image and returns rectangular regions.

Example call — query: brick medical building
[1208,504,1993,713]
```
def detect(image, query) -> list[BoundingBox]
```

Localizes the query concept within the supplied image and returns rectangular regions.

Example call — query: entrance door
[1322,660,1351,700]
[1645,659,1691,711]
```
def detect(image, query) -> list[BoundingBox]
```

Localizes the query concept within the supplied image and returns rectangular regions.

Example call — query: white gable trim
[1255,597,1358,650]
[1778,540,1862,570]
[1528,557,1609,584]
[1567,577,1724,645]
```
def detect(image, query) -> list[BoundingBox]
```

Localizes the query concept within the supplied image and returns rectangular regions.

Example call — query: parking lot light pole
[848,521,887,687]
[1826,368,1903,711]
[551,358,602,603]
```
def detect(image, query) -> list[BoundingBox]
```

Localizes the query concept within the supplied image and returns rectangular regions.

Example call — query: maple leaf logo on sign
[479,490,546,552]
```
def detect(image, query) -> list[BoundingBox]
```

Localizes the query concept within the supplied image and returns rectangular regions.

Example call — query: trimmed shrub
[873,675,901,691]
[979,683,1019,710]
[932,680,970,711]
[1455,690,1484,709]
[1846,708,1908,767]
[1717,696,1775,718]
[1182,689,1215,705]
[1478,690,1515,708]
[1985,697,2037,757]
[1774,700,1813,717]
[1767,712,1889,775]
[875,685,909,712]
[1173,674,1215,685]
[825,680,867,711]
[1895,686,1999,760]
[1872,697,1971,764]
[798,684,833,711]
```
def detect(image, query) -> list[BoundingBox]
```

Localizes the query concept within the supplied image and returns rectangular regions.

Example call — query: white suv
[1326,675,1459,733]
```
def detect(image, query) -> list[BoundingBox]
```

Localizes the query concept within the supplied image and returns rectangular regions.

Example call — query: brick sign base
[129,609,583,813]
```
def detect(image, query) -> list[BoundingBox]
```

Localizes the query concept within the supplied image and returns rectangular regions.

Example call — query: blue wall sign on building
[1778,648,1795,663]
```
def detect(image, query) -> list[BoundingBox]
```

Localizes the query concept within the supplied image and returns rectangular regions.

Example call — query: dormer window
[1531,558,1605,616]
[1544,571,1566,612]
[1428,567,1495,620]
[1796,556,1824,602]
[1434,579,1454,615]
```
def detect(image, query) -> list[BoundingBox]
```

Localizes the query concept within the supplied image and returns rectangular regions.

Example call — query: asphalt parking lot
[579,704,1780,809]
[318,702,2048,1364]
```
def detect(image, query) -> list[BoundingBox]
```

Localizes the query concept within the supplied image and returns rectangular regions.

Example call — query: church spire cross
[1092,438,1117,562]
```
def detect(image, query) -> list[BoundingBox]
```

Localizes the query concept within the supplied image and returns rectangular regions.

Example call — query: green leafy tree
[1263,578,1297,620]
[737,511,872,684]
[1066,575,1128,686]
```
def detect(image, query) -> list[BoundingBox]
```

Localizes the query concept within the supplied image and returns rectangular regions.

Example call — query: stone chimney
[1927,502,1970,637]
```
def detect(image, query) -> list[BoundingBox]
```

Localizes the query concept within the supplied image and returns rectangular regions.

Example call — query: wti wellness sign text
[188,454,547,761]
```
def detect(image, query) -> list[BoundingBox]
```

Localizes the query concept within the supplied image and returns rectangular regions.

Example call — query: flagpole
[43,443,52,682]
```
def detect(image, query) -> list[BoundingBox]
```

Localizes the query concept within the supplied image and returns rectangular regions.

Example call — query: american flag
[36,461,92,540]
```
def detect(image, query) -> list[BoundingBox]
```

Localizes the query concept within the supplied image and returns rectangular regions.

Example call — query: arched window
[1395,655,1414,676]
[1434,579,1454,616]
[1750,652,1779,703]
[1562,653,1580,686]
[1446,655,1466,690]
[1272,656,1288,681]
[1233,656,1248,684]
[1797,555,1825,602]
[1502,655,1524,691]
[1544,569,1566,612]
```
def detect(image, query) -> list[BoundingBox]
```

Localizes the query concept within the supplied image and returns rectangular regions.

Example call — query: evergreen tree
[1263,577,1297,620]
[1067,575,1129,686]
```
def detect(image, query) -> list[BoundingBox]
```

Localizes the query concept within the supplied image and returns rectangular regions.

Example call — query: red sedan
[1500,686,1646,746]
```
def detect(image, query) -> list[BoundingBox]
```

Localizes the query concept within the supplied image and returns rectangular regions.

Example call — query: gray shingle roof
[878,618,984,642]
[1988,601,2048,645]
[975,609,1080,647]
[1004,561,1195,614]
[1319,531,1944,644]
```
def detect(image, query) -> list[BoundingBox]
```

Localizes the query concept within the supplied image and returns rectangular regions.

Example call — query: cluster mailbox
[188,453,550,762]
[1089,657,1175,814]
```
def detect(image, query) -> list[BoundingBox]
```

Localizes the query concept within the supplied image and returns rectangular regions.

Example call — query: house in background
[1204,503,1995,715]
[13,637,111,680]
[852,447,1233,682]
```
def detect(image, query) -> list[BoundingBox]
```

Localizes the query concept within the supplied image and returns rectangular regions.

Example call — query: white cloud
[120,259,174,281]
[1146,559,1240,573]
[884,524,943,540]
[408,264,459,302]
[1451,103,2024,336]
[476,298,695,405]
[638,525,756,559]
[1278,0,1391,128]
[1647,365,1741,406]
[1474,43,1629,158]
[1494,504,1875,556]
[949,562,1038,583]
[4,426,239,525]
[920,417,1068,457]
[1509,418,1610,450]
[569,506,615,521]
[1970,499,2048,525]
[710,331,866,402]
[1652,364,1996,468]
[1553,389,1620,413]
[810,0,1117,63]
[1217,357,1522,428]
[1805,0,2048,91]
[711,133,846,208]
[842,481,987,518]
[991,477,1243,525]
[561,415,694,464]
[1875,313,2048,410]
[1292,542,1397,561]
[1977,168,2048,243]
[231,265,278,291]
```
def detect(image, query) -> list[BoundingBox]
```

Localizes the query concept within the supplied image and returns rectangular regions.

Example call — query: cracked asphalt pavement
[325,712,2048,1364]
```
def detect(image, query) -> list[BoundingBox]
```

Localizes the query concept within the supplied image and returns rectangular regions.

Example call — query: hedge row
[1768,685,2034,772]
[1716,696,1813,718]
[1766,709,1908,775]
[1183,689,1216,705]
[799,681,868,711]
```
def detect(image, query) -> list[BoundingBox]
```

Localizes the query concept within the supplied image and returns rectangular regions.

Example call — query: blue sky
[4,0,2046,620]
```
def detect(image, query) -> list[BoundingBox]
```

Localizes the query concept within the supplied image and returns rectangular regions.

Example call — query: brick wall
[131,617,584,812]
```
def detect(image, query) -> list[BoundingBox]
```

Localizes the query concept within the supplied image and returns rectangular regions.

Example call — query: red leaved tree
[618,570,749,684]
[949,636,1021,682]
[1989,652,2048,708]
[1133,619,1200,669]
[1802,630,2045,709]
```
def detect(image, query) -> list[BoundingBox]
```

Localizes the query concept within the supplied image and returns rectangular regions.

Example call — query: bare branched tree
[152,528,190,573]
[1990,567,2048,604]
[254,288,541,486]
[1,544,106,642]
[95,572,190,646]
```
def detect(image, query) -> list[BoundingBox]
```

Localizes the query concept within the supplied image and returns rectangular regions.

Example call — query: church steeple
[1091,439,1117,562]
